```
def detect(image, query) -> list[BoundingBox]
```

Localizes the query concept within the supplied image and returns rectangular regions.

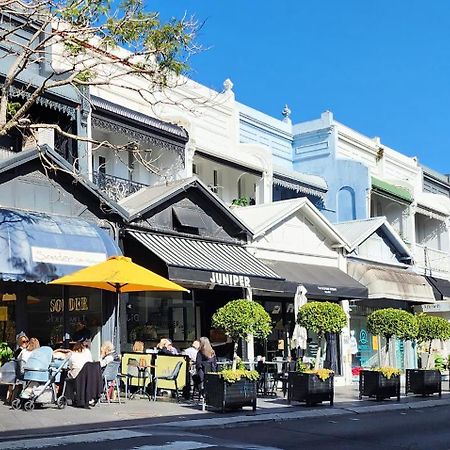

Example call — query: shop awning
[426,276,450,300]
[0,208,121,283]
[259,260,368,300]
[371,176,413,203]
[127,230,288,292]
[347,262,435,304]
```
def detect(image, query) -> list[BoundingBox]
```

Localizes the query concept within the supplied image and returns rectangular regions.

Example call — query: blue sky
[154,1,450,173]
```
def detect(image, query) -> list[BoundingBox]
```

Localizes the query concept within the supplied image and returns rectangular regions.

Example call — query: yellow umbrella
[49,256,187,346]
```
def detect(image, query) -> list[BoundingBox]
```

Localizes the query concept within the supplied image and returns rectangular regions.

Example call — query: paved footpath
[1,384,450,440]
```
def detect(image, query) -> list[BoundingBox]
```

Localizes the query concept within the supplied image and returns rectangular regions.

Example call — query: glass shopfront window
[126,291,194,350]
[25,285,103,346]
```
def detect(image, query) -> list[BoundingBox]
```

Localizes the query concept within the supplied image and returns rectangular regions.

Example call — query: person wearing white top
[68,342,93,379]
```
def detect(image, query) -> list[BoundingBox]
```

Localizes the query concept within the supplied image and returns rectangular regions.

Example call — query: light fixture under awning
[347,261,435,304]
[0,208,121,283]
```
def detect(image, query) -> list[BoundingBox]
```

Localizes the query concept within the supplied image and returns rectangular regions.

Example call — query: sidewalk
[1,383,450,439]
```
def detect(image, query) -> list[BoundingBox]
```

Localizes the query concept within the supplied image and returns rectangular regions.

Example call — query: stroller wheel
[11,398,21,410]
[56,396,67,409]
[24,401,34,412]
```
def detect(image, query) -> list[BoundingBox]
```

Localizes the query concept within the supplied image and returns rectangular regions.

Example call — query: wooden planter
[405,369,441,397]
[359,370,400,401]
[204,373,257,412]
[287,372,334,406]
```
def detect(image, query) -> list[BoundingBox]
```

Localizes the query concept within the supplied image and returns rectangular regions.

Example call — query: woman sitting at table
[17,337,40,364]
[99,341,120,368]
[195,336,217,385]
[68,342,93,379]
[132,340,144,353]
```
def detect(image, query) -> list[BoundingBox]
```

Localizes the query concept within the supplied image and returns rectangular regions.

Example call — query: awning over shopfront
[426,276,450,300]
[0,208,121,283]
[127,230,289,292]
[347,261,435,304]
[259,260,368,300]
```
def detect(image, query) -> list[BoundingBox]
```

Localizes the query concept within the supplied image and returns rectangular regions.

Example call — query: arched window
[337,186,356,222]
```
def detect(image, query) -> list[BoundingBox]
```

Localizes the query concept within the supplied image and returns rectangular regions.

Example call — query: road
[1,406,450,449]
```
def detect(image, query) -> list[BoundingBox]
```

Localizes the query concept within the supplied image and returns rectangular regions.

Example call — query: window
[98,156,106,175]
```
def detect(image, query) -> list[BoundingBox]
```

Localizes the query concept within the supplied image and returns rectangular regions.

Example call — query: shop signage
[49,296,89,313]
[31,246,106,267]
[317,286,337,294]
[209,272,251,288]
[422,302,450,313]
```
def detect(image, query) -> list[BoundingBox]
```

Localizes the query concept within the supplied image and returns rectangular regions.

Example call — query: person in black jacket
[195,336,217,385]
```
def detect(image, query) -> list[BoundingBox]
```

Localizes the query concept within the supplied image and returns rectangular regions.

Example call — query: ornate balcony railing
[93,171,148,202]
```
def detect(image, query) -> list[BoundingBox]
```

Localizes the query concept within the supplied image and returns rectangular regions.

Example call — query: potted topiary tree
[207,298,272,412]
[406,313,450,397]
[360,308,418,401]
[288,301,347,406]
[0,342,13,366]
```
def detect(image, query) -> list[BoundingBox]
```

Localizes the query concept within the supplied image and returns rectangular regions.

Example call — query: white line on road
[133,443,214,450]
[0,429,153,449]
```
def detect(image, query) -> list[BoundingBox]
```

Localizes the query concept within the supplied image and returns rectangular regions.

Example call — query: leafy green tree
[367,308,418,367]
[212,299,272,371]
[0,0,197,171]
[416,313,450,369]
[296,301,347,370]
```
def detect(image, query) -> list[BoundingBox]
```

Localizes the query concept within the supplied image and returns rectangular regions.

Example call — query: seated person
[14,334,29,359]
[99,341,120,368]
[68,342,93,379]
[72,321,91,343]
[195,337,217,385]
[157,338,178,355]
[17,337,40,365]
[132,340,144,353]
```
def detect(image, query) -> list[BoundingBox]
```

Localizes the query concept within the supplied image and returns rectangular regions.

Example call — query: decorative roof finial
[282,104,291,123]
[223,78,234,92]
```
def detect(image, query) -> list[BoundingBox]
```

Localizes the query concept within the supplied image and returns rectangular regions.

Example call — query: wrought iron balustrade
[93,171,148,202]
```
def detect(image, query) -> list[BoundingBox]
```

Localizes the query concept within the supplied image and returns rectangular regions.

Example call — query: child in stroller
[11,346,70,411]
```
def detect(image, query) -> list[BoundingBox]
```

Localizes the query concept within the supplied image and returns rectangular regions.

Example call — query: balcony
[413,244,450,276]
[93,172,148,202]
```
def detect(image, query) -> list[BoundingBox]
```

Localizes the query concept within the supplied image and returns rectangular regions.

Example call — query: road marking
[0,429,152,449]
[133,443,214,450]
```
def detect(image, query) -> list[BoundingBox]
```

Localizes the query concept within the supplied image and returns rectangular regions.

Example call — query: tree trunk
[232,341,239,371]
[426,340,433,369]
[315,334,322,370]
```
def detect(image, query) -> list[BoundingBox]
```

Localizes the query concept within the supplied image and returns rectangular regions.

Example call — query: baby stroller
[11,346,70,411]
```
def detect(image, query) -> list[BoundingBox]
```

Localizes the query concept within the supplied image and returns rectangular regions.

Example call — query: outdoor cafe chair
[154,360,183,402]
[125,358,152,401]
[102,360,121,404]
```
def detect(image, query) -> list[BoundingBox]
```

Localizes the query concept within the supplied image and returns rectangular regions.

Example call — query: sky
[153,1,450,174]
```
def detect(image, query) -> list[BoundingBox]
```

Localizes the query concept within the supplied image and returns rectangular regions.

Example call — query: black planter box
[405,369,441,397]
[204,373,257,412]
[359,370,400,401]
[287,372,334,406]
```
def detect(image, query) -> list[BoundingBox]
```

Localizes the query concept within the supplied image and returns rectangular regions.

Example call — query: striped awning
[127,230,286,291]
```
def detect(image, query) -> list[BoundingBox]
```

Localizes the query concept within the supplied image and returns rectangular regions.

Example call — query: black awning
[260,260,368,300]
[127,230,290,292]
[426,276,450,300]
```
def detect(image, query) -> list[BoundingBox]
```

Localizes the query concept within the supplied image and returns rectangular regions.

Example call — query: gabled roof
[118,176,253,235]
[0,146,129,219]
[233,197,350,249]
[334,217,412,258]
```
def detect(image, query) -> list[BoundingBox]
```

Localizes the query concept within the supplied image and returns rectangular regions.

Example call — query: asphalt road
[2,406,450,449]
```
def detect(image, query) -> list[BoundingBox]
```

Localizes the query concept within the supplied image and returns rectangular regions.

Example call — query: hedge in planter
[362,308,418,401]
[209,299,272,412]
[406,314,450,397]
[289,301,347,406]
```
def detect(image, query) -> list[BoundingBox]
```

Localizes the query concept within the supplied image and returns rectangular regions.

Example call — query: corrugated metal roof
[91,96,188,140]
[334,217,385,249]
[127,231,280,279]
[273,165,328,193]
[372,176,413,202]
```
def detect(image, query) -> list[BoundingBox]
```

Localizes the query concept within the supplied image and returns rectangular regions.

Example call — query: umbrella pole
[115,288,120,353]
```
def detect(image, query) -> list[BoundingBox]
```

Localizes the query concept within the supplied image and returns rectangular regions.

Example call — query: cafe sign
[50,296,89,313]
[209,272,251,288]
